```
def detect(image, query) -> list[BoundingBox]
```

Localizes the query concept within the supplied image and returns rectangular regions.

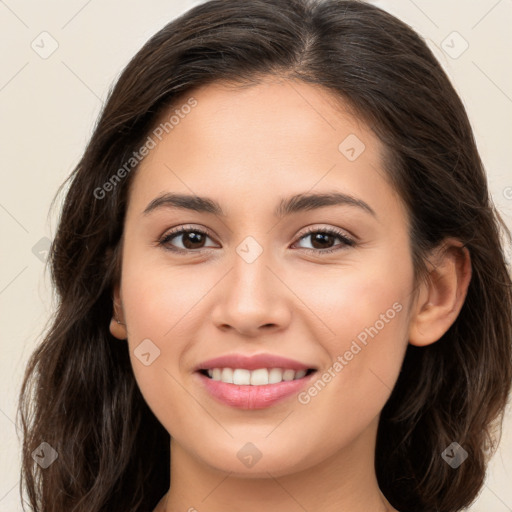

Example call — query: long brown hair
[18,1,512,511]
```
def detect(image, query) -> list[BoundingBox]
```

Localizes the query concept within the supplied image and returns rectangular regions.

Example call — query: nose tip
[211,258,291,337]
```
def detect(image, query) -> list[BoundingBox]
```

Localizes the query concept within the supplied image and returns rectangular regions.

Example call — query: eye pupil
[311,232,334,249]
[183,231,205,249]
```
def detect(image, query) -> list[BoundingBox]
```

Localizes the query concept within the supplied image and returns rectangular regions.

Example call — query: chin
[193,440,318,478]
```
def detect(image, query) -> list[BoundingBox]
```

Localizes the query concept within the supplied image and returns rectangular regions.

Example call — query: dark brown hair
[18,0,512,511]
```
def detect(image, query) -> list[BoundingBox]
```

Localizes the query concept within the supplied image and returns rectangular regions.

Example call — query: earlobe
[109,317,128,340]
[408,239,472,347]
[109,284,128,340]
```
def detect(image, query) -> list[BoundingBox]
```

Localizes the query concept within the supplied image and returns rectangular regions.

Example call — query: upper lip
[195,353,316,372]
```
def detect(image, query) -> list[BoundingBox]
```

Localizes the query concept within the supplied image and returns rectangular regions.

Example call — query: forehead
[160,78,368,154]
[127,78,404,224]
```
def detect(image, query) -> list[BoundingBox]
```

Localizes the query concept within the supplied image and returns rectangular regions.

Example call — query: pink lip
[195,353,315,371]
[196,371,317,410]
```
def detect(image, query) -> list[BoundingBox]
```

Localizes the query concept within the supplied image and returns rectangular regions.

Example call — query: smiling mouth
[198,367,317,385]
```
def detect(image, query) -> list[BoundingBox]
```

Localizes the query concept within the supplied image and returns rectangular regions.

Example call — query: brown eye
[159,228,216,252]
[294,228,355,255]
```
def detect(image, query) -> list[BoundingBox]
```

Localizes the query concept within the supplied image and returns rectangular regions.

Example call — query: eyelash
[157,225,356,255]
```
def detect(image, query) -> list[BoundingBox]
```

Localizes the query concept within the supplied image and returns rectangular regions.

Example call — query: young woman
[18,1,512,511]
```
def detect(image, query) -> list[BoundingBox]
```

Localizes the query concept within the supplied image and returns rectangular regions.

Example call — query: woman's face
[113,78,417,477]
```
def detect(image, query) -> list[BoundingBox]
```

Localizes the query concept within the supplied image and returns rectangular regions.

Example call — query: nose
[211,249,292,338]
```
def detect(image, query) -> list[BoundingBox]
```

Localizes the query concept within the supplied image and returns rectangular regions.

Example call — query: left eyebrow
[142,191,377,218]
[275,191,376,218]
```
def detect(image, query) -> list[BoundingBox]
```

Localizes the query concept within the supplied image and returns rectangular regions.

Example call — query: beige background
[0,0,511,510]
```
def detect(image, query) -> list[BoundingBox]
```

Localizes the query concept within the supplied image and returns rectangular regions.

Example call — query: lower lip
[197,371,316,409]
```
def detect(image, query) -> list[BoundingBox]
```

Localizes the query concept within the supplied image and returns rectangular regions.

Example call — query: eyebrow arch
[142,191,376,218]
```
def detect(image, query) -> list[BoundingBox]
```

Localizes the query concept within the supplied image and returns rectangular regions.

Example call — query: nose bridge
[230,236,276,308]
[211,235,290,334]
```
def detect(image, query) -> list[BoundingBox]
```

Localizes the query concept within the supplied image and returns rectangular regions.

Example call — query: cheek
[299,286,408,437]
[120,246,212,344]
[292,245,411,341]
[118,251,208,421]
[294,257,412,424]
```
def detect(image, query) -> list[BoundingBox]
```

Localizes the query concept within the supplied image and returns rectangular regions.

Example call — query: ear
[109,283,128,340]
[408,238,472,347]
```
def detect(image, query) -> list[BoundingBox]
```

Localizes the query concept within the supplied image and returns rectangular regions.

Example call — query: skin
[110,77,471,512]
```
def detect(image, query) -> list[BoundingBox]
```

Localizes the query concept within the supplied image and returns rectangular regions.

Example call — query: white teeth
[250,368,269,385]
[282,369,295,381]
[233,369,251,385]
[294,369,307,379]
[204,367,310,385]
[268,368,283,384]
[221,368,233,384]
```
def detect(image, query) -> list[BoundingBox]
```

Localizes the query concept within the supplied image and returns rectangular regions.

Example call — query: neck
[157,416,396,512]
